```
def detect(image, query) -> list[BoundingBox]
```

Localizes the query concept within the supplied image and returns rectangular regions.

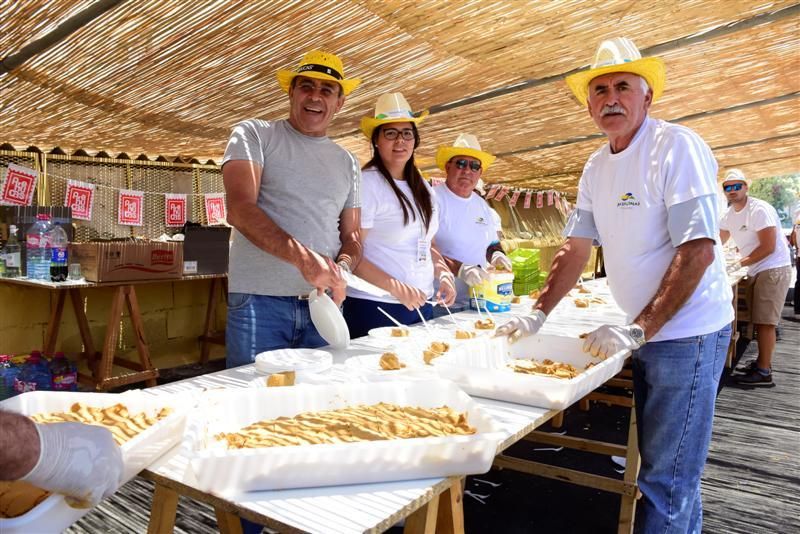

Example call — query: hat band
[296,63,343,80]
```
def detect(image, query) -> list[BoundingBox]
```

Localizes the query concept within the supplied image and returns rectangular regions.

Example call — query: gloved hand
[22,422,124,509]
[436,271,457,307]
[582,324,643,359]
[457,264,490,286]
[495,309,547,343]
[490,251,513,272]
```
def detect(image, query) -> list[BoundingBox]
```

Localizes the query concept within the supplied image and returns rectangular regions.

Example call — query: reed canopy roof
[1,0,798,194]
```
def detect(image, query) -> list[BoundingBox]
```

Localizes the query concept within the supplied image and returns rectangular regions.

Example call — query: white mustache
[601,104,626,117]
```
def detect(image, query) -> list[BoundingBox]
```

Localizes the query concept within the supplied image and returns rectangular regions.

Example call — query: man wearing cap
[222,50,362,371]
[433,134,512,308]
[497,38,733,532]
[719,169,792,386]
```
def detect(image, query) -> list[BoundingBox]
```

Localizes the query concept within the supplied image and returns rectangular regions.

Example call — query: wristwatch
[628,324,646,347]
[336,260,351,274]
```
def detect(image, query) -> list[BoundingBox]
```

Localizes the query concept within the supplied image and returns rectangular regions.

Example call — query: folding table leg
[404,494,440,534]
[436,479,465,534]
[215,507,244,534]
[44,290,67,354]
[618,406,641,534]
[147,483,179,534]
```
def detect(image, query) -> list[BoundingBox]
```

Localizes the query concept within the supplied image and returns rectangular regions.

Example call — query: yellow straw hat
[276,49,361,96]
[565,37,665,106]
[360,93,428,139]
[436,134,496,171]
[721,168,752,188]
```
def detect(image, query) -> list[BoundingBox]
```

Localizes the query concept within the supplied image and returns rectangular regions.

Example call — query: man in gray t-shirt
[221,49,362,370]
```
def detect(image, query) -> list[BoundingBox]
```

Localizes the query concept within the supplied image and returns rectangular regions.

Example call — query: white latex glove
[22,422,124,509]
[436,271,457,306]
[495,310,547,343]
[582,324,643,359]
[490,251,513,272]
[457,264,490,286]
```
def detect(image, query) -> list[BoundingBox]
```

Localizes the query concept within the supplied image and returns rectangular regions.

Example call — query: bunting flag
[508,190,521,207]
[494,186,508,201]
[205,193,227,225]
[0,163,38,206]
[64,180,95,221]
[547,190,554,206]
[485,184,500,200]
[536,191,544,208]
[165,193,187,227]
[430,177,445,187]
[118,189,144,226]
[524,191,532,209]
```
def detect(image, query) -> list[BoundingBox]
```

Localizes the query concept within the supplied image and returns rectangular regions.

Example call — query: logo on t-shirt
[475,216,488,225]
[616,192,640,209]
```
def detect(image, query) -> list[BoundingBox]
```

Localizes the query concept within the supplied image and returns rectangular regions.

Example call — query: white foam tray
[185,380,503,493]
[433,334,629,410]
[0,390,192,534]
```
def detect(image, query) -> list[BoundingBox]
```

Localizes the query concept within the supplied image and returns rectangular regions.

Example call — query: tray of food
[433,334,629,410]
[184,380,503,492]
[0,391,192,534]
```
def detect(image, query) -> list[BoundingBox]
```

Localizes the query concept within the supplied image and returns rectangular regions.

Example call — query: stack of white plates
[254,348,333,377]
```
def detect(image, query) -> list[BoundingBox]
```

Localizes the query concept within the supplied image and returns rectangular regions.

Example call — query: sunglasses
[723,183,744,192]
[382,128,415,141]
[454,159,482,172]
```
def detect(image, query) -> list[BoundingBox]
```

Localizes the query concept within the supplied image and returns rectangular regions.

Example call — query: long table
[0,274,226,390]
[137,279,639,534]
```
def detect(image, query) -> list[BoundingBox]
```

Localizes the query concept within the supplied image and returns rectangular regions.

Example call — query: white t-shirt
[720,196,791,275]
[434,185,501,303]
[575,117,733,342]
[347,168,439,302]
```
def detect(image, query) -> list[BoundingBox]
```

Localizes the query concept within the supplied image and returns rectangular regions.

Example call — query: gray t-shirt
[222,119,361,296]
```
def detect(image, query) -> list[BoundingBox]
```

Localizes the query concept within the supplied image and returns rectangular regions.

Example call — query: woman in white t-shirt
[343,93,456,338]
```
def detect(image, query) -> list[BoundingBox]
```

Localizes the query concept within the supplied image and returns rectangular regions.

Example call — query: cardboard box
[71,241,183,282]
[182,226,230,275]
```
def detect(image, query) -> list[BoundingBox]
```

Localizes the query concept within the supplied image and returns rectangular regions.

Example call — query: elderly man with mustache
[497,38,733,533]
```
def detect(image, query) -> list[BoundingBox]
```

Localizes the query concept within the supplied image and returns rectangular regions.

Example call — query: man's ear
[335,94,346,114]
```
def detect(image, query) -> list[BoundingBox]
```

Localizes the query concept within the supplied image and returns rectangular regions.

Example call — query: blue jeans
[226,293,326,534]
[342,296,432,339]
[226,293,327,369]
[632,325,731,534]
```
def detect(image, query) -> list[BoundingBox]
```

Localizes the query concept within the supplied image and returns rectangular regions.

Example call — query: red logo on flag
[494,187,508,202]
[165,195,186,227]
[65,181,95,220]
[205,194,226,225]
[118,190,143,226]
[524,191,532,209]
[547,191,554,206]
[1,164,37,206]
[509,190,521,207]
[536,191,544,208]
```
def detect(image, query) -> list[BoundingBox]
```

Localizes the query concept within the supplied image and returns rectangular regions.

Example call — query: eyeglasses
[723,183,744,192]
[454,159,482,172]
[382,128,415,141]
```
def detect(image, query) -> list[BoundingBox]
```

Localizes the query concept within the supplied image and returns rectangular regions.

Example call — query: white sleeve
[661,128,719,208]
[360,172,379,229]
[667,195,719,247]
[749,203,777,232]
[490,208,502,232]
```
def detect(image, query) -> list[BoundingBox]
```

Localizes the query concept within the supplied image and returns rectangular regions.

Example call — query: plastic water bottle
[13,351,52,393]
[3,225,21,278]
[50,352,77,391]
[0,355,20,400]
[48,223,69,282]
[26,214,53,280]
